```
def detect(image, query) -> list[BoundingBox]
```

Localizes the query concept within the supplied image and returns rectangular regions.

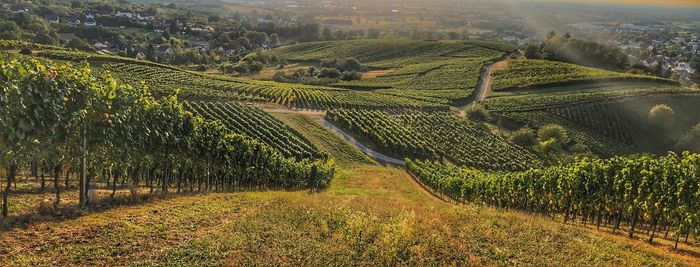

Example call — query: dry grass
[0,165,698,266]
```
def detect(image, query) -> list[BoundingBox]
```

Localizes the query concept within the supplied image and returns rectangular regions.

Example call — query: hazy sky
[571,0,700,6]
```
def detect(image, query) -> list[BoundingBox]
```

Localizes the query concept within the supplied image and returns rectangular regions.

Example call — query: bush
[340,57,361,71]
[67,38,94,52]
[570,143,591,154]
[321,58,338,68]
[318,68,341,79]
[465,105,490,121]
[676,122,700,152]
[38,199,57,216]
[248,60,264,73]
[510,127,536,147]
[537,124,569,145]
[232,62,249,74]
[648,104,674,129]
[340,71,362,81]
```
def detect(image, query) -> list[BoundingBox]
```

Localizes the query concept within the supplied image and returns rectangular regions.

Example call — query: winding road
[265,58,510,167]
[457,59,506,115]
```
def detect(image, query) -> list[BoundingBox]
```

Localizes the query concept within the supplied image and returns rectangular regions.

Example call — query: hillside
[2,40,700,266]
[492,59,673,90]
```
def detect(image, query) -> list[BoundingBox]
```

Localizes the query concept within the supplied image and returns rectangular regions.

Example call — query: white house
[85,18,97,27]
[10,5,28,14]
[116,10,134,18]
[44,14,59,23]
[137,12,156,21]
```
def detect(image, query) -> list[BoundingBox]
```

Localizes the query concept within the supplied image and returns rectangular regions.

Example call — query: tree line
[0,55,334,218]
[523,32,630,71]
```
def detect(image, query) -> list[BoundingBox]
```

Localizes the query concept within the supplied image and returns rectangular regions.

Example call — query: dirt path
[458,59,506,115]
[316,118,406,166]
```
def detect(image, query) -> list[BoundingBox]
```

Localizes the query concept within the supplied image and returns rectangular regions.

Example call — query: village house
[44,14,59,23]
[116,9,134,18]
[9,4,28,14]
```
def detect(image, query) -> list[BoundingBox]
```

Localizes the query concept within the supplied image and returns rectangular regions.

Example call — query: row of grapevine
[97,62,446,110]
[0,55,335,217]
[547,102,635,145]
[483,84,694,112]
[491,59,671,91]
[326,109,541,171]
[407,152,700,247]
[501,111,635,157]
[184,101,322,159]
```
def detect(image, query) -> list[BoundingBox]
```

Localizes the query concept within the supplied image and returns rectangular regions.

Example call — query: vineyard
[0,54,334,218]
[407,152,700,247]
[546,102,635,145]
[96,62,446,110]
[491,59,672,90]
[326,109,541,171]
[184,101,322,159]
[483,84,696,112]
[270,39,509,67]
[337,57,494,102]
[501,111,635,156]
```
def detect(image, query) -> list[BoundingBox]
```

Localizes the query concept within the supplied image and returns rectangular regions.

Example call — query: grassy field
[2,164,699,266]
[270,113,374,167]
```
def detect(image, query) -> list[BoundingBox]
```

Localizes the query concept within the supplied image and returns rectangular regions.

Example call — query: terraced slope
[184,101,323,159]
[326,109,541,171]
[492,59,673,90]
[272,39,513,104]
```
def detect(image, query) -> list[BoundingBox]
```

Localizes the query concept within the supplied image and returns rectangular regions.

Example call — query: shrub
[510,127,536,147]
[318,68,341,79]
[465,104,490,121]
[321,58,338,68]
[340,57,361,71]
[676,122,700,152]
[38,199,57,216]
[340,71,362,81]
[233,62,250,74]
[648,104,674,129]
[248,60,264,73]
[537,124,569,145]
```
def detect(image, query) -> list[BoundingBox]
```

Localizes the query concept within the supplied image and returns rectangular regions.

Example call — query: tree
[269,33,280,47]
[208,15,221,23]
[648,104,674,129]
[322,27,334,40]
[465,105,490,121]
[691,54,700,85]
[339,57,361,71]
[510,127,536,147]
[67,38,94,52]
[676,122,700,152]
[523,43,540,59]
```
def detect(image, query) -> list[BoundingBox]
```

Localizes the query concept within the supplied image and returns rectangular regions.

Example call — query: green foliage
[537,124,569,144]
[648,104,675,128]
[407,152,700,243]
[483,84,693,112]
[0,55,335,212]
[510,127,536,147]
[524,34,631,71]
[184,101,322,159]
[326,109,540,171]
[676,123,700,152]
[465,104,490,121]
[503,111,634,157]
